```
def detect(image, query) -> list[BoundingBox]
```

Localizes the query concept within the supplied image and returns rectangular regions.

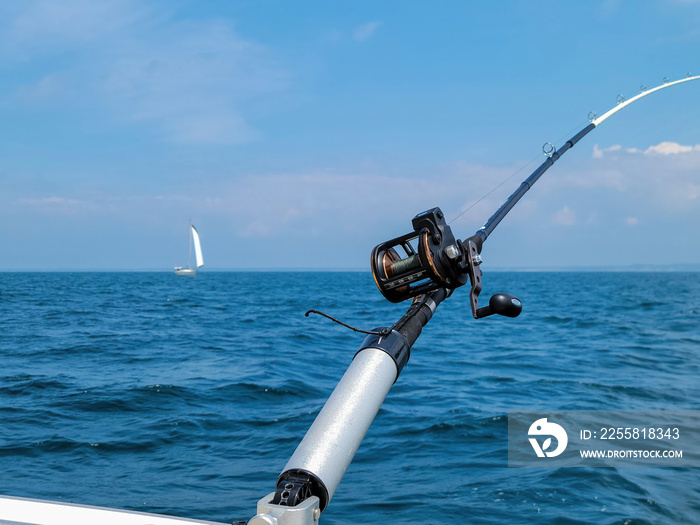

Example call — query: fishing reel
[370,207,522,319]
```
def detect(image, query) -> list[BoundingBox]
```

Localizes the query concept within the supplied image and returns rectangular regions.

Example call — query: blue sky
[1,0,699,270]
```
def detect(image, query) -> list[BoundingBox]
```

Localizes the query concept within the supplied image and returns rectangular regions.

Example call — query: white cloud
[552,205,576,226]
[1,0,287,144]
[592,144,622,158]
[7,162,519,240]
[18,196,82,215]
[229,169,470,237]
[552,141,700,212]
[16,73,65,101]
[644,141,695,155]
[100,21,279,144]
[353,21,382,42]
[600,0,622,16]
[554,164,628,192]
[6,0,141,47]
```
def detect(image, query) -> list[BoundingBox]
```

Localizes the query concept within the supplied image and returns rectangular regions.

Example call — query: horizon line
[1,263,700,273]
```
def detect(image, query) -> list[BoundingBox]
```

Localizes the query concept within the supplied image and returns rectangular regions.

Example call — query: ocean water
[1,271,699,524]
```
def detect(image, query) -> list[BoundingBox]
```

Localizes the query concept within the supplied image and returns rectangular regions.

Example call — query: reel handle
[475,293,523,319]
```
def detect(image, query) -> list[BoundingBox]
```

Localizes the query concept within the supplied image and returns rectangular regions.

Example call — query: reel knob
[475,293,522,319]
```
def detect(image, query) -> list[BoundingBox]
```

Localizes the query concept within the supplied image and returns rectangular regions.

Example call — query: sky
[1,0,699,270]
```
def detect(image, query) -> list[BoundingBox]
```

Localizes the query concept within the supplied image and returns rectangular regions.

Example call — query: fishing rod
[247,74,700,525]
[370,74,700,319]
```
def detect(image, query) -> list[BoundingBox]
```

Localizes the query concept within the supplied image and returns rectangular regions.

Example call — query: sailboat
[174,223,204,276]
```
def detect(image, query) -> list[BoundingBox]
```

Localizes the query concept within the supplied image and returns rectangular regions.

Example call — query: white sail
[191,225,204,268]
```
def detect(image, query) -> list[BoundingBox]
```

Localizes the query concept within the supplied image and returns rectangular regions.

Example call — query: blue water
[1,271,699,524]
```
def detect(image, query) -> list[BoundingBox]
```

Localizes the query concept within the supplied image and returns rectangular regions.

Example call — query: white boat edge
[0,495,227,525]
[174,267,197,276]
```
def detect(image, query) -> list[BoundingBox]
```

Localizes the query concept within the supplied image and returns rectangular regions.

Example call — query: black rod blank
[473,122,596,247]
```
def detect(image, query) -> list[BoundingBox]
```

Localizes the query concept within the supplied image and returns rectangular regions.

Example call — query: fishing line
[448,153,542,225]
[448,118,591,226]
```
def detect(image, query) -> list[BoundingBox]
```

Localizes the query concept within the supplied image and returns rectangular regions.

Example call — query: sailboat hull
[174,267,197,276]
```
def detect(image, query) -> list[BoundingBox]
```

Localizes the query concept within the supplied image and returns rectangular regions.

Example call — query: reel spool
[370,208,469,303]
